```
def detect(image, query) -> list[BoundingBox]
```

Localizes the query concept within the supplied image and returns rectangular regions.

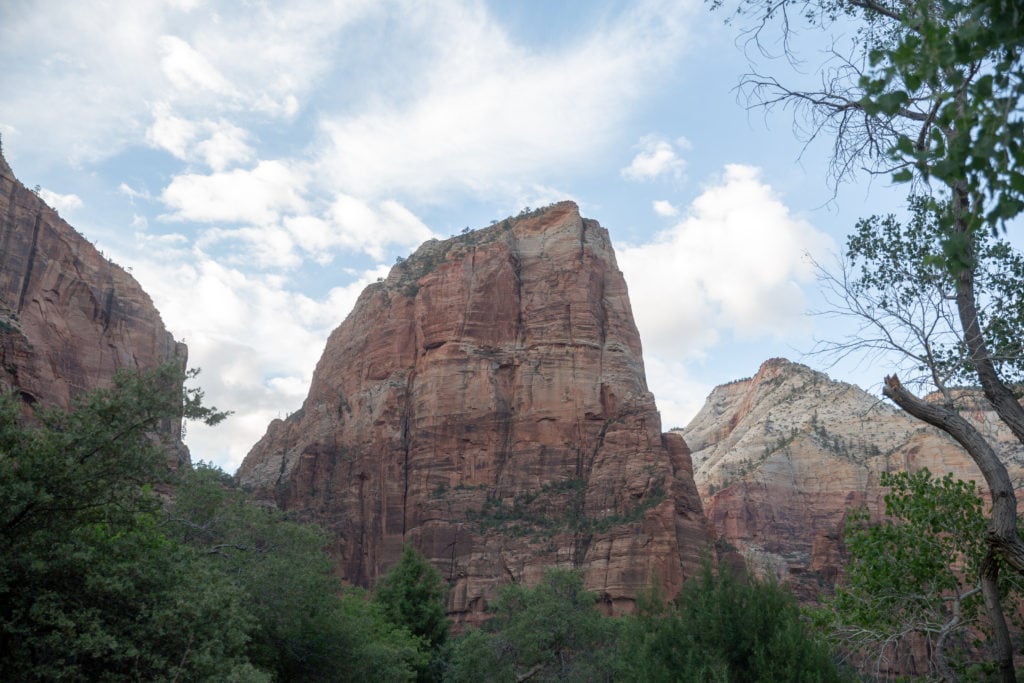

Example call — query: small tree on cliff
[711,0,1024,676]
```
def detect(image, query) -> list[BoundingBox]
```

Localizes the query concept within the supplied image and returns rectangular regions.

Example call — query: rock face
[682,358,1024,599]
[0,150,188,462]
[238,202,712,621]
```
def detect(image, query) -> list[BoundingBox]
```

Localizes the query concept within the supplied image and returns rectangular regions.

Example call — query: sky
[0,0,911,473]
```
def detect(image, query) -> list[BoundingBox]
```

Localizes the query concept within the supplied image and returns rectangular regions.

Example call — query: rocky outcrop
[682,358,1024,599]
[238,202,713,621]
[0,150,188,463]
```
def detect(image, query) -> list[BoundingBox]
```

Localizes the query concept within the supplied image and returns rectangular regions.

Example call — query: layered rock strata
[682,358,1024,599]
[0,150,188,462]
[239,202,712,621]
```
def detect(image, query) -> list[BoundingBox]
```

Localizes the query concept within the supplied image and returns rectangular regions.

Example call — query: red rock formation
[0,150,188,462]
[238,202,713,622]
[682,358,1024,600]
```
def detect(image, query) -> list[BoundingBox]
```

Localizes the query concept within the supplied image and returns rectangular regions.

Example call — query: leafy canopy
[0,364,426,682]
[620,561,847,683]
[446,568,620,683]
[824,469,1024,677]
[820,196,1024,391]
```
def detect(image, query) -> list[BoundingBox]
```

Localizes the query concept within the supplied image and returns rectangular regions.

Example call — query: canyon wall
[0,151,188,462]
[238,202,713,621]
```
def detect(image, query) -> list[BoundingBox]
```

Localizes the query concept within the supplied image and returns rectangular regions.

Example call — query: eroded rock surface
[239,202,712,622]
[682,358,1024,599]
[0,151,187,462]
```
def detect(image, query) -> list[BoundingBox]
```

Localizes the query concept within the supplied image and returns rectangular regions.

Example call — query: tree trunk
[950,180,1024,447]
[883,376,1024,571]
[883,375,1020,679]
[981,550,1017,683]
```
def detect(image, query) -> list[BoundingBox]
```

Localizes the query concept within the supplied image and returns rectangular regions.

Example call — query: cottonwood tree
[711,0,1024,678]
[828,470,1024,679]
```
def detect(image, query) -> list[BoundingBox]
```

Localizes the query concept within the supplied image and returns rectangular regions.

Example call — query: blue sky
[0,0,908,472]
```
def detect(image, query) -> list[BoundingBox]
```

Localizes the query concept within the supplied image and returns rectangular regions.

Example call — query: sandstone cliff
[682,358,1024,598]
[0,150,188,462]
[238,202,713,621]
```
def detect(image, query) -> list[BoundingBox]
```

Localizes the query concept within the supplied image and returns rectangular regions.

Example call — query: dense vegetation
[819,470,1024,680]
[0,366,425,681]
[0,364,848,681]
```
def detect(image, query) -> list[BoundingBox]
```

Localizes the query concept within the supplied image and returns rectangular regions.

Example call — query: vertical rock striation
[0,150,188,462]
[238,202,712,621]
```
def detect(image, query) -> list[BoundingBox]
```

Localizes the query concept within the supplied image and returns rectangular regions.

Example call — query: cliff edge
[0,150,188,463]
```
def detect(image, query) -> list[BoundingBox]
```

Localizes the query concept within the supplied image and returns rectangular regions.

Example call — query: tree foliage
[824,470,1024,679]
[0,365,425,681]
[170,465,427,682]
[853,0,1024,233]
[446,565,846,682]
[375,544,451,651]
[712,0,1024,676]
[620,562,847,683]
[716,0,1024,233]
[0,366,255,681]
[446,569,620,683]
[814,197,1024,393]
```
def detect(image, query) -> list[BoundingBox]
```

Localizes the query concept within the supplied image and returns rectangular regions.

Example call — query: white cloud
[317,0,695,200]
[643,355,713,431]
[115,235,390,471]
[653,200,679,217]
[326,195,437,261]
[39,188,83,214]
[0,1,374,164]
[162,183,436,266]
[161,160,307,224]
[621,164,834,428]
[619,164,834,362]
[145,103,252,171]
[195,121,253,171]
[167,0,203,11]
[622,135,690,182]
[158,35,235,95]
[196,226,302,270]
[146,103,197,159]
[119,183,153,202]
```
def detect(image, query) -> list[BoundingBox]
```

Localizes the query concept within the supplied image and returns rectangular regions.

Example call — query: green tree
[0,364,430,681]
[170,464,427,682]
[814,197,1024,394]
[0,365,258,681]
[446,568,620,683]
[712,1,1024,676]
[619,562,846,683]
[825,470,1023,679]
[375,544,451,650]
